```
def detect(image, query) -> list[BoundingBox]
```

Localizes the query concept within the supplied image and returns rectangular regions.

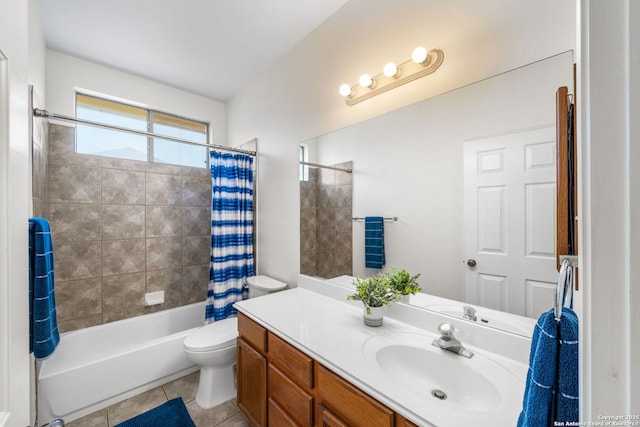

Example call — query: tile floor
[64,372,250,427]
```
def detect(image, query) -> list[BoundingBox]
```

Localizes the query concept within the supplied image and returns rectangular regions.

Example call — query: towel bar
[555,259,574,320]
[352,216,397,222]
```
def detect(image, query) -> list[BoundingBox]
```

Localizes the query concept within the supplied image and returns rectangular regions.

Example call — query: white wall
[314,53,573,302]
[46,50,227,146]
[0,0,46,425]
[579,0,640,417]
[28,2,46,107]
[227,0,576,286]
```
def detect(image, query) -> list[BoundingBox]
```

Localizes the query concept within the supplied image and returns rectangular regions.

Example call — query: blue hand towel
[517,307,579,427]
[29,218,60,359]
[365,216,385,269]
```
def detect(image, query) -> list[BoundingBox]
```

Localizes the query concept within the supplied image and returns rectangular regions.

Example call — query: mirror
[299,52,574,336]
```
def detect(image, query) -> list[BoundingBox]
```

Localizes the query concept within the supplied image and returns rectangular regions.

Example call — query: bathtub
[37,302,207,425]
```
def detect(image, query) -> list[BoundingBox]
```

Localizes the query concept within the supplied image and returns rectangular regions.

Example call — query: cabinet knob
[466,259,477,267]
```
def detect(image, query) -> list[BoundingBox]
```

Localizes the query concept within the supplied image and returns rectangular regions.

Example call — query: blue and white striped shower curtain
[204,151,255,323]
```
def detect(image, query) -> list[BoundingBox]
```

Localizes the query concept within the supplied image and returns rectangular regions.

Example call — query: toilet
[183,275,287,408]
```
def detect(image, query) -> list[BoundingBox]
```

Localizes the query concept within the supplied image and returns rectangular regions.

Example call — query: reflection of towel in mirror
[517,307,579,427]
[29,217,60,359]
[365,216,385,269]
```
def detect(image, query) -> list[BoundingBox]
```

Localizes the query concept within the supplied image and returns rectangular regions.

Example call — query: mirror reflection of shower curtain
[205,150,255,322]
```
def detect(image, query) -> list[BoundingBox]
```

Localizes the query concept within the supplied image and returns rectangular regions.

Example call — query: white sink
[362,331,524,414]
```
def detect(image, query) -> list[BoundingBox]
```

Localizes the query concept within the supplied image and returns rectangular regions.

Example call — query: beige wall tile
[146,173,182,205]
[50,203,101,242]
[102,168,145,204]
[50,164,101,203]
[102,239,146,276]
[146,206,182,237]
[146,237,183,271]
[102,205,145,239]
[55,241,102,281]
[55,277,102,321]
[102,272,145,312]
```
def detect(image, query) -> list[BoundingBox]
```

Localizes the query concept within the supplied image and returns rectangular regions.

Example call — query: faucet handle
[463,305,477,321]
[437,322,454,339]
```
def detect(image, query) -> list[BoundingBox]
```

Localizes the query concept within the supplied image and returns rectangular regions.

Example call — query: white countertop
[234,286,528,427]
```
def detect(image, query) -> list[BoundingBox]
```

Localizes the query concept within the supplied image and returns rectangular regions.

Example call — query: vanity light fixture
[339,47,444,106]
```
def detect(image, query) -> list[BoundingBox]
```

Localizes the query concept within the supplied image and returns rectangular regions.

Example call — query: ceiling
[36,0,349,102]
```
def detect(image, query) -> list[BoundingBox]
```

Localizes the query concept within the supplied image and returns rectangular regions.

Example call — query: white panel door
[464,126,557,317]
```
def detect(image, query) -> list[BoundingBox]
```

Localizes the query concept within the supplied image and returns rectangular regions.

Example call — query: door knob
[466,259,477,267]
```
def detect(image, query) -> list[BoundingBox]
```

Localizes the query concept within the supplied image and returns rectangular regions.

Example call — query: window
[300,144,309,181]
[75,94,209,168]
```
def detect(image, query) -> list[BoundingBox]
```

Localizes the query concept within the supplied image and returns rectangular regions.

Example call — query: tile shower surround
[33,123,212,332]
[300,162,353,278]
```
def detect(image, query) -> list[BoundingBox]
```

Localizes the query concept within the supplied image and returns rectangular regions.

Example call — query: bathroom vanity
[238,314,416,427]
[237,311,417,427]
[234,277,531,427]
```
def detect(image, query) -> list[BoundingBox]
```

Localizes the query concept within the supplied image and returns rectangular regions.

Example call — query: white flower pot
[363,306,385,327]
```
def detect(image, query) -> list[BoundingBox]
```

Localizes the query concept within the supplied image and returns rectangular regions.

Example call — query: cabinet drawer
[268,364,313,427]
[395,413,420,427]
[238,312,267,354]
[269,398,300,427]
[318,405,349,427]
[268,332,314,389]
[317,364,394,427]
[268,398,299,427]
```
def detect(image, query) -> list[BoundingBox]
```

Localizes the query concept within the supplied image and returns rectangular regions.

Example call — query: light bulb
[359,74,373,88]
[339,84,352,97]
[412,46,429,64]
[383,62,398,77]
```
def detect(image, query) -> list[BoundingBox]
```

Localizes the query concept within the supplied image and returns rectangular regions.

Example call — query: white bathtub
[37,302,206,425]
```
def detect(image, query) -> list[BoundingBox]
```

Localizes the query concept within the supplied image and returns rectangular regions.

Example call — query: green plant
[387,268,421,296]
[346,268,421,315]
[347,273,400,314]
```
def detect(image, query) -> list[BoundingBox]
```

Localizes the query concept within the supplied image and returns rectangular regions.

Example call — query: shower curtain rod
[300,161,352,173]
[33,108,257,157]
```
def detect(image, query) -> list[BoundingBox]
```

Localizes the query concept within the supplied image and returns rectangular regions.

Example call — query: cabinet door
[237,338,267,427]
[318,405,349,427]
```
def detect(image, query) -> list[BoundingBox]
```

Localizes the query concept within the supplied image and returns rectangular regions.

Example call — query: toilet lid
[184,317,238,352]
[247,275,287,291]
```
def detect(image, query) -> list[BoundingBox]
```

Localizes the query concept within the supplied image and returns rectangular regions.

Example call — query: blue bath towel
[29,218,59,359]
[365,216,385,269]
[517,307,579,427]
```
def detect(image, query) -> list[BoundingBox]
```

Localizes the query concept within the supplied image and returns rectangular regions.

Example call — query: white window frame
[75,93,210,168]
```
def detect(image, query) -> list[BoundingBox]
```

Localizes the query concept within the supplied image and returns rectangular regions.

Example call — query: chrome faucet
[432,322,474,358]
[463,305,477,321]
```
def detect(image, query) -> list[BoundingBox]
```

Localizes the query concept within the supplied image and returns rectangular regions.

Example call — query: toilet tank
[247,275,287,298]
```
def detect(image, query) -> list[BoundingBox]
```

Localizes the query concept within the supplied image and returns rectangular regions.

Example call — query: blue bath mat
[114,397,196,427]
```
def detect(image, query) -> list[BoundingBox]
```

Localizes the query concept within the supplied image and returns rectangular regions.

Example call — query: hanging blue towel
[365,216,385,269]
[29,218,60,359]
[517,307,579,427]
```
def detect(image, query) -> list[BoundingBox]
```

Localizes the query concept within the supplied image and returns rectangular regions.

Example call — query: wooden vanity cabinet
[237,313,268,427]
[237,313,421,427]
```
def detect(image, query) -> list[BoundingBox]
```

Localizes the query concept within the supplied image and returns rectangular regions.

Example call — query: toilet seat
[247,275,287,292]
[184,317,238,352]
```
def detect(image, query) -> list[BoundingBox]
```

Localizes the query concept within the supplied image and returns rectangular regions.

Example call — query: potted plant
[387,268,421,302]
[347,269,421,326]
